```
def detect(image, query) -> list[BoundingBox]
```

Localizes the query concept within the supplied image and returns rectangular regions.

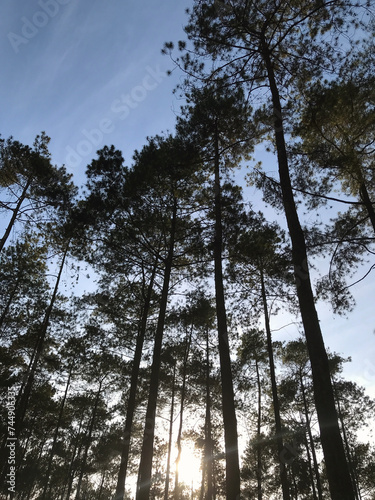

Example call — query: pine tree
[167,2,373,496]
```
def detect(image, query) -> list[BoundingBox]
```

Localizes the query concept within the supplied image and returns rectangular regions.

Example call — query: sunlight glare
[176,442,202,489]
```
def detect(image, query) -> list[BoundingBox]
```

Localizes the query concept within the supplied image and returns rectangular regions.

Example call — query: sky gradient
[1,0,190,184]
[1,0,374,401]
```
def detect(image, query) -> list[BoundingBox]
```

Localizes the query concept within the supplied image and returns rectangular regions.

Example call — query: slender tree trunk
[200,459,205,500]
[334,384,361,500]
[64,414,84,500]
[174,326,193,498]
[259,267,290,500]
[213,123,240,500]
[98,471,106,499]
[359,180,375,234]
[42,362,73,499]
[15,242,70,436]
[300,372,323,500]
[18,418,34,468]
[0,179,31,253]
[0,242,69,486]
[303,426,318,500]
[24,431,48,500]
[136,197,178,500]
[16,346,38,413]
[114,259,158,500]
[164,360,176,500]
[75,379,104,500]
[255,358,263,500]
[261,39,355,500]
[204,327,214,500]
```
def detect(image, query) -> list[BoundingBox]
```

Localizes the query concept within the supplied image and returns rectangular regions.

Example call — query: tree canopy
[1,2,375,499]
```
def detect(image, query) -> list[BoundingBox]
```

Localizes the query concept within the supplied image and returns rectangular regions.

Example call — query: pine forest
[1,1,375,499]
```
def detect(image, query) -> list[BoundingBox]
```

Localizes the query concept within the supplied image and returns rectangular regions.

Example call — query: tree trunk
[259,267,290,500]
[200,461,205,500]
[42,361,73,499]
[213,123,240,499]
[0,242,69,485]
[15,242,70,436]
[24,430,49,500]
[114,259,158,500]
[255,358,263,500]
[18,417,35,468]
[164,360,176,500]
[136,197,178,500]
[64,414,85,500]
[203,326,214,500]
[303,427,318,500]
[98,471,106,499]
[261,39,355,500]
[334,383,361,500]
[75,378,104,500]
[0,178,31,253]
[300,371,323,500]
[174,326,193,499]
[359,180,375,234]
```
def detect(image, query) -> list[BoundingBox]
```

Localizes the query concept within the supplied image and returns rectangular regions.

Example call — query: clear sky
[1,1,374,402]
[0,0,190,185]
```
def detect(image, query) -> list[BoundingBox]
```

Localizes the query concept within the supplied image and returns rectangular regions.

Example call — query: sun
[176,442,202,489]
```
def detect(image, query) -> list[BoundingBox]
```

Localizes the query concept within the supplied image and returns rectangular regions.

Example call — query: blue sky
[1,1,374,402]
[0,0,190,185]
